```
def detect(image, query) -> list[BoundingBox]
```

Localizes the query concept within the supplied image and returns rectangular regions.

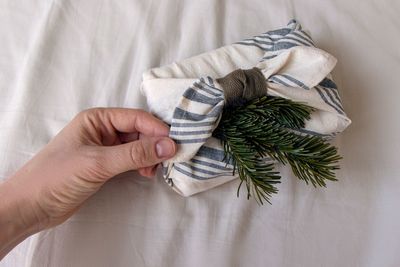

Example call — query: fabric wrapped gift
[140,20,351,197]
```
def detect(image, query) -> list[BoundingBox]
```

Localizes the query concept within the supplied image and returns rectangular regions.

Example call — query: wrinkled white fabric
[1,1,400,267]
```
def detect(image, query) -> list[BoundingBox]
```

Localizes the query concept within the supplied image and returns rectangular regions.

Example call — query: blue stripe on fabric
[240,38,303,51]
[191,158,233,170]
[237,21,314,52]
[266,28,291,36]
[195,79,224,94]
[174,138,209,144]
[319,78,338,90]
[281,36,311,47]
[257,35,311,47]
[169,130,212,136]
[257,34,273,42]
[272,41,299,51]
[173,106,222,121]
[318,78,342,104]
[207,76,215,86]
[171,121,215,127]
[320,87,344,112]
[192,82,222,96]
[300,30,312,41]
[207,76,216,87]
[291,32,314,46]
[183,88,223,105]
[197,86,221,97]
[269,76,292,87]
[262,54,278,60]
[200,80,224,93]
[314,87,345,115]
[162,166,169,176]
[179,163,231,176]
[329,88,342,104]
[196,146,228,163]
[237,39,303,52]
[193,82,221,96]
[235,41,273,51]
[280,74,310,90]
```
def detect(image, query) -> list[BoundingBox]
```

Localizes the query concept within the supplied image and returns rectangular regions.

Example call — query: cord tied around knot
[216,67,267,108]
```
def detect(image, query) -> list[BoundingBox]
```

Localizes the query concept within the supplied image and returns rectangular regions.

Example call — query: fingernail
[156,139,175,158]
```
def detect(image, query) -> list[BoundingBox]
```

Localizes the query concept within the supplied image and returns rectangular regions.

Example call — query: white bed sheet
[1,0,399,266]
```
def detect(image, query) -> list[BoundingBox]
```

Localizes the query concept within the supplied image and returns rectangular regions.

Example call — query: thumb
[100,136,176,176]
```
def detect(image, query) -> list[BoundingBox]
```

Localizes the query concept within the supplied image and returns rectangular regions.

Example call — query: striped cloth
[141,20,351,197]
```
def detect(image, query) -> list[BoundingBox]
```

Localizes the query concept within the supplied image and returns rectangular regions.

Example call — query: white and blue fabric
[141,20,351,197]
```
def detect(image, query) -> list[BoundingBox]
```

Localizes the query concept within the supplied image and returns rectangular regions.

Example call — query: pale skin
[0,108,177,259]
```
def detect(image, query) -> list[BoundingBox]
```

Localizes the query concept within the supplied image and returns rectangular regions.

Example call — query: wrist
[0,178,44,258]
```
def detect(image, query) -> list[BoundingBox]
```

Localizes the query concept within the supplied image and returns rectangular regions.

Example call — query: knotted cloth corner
[217,67,267,108]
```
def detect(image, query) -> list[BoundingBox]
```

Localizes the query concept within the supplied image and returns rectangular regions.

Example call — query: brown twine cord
[216,67,267,108]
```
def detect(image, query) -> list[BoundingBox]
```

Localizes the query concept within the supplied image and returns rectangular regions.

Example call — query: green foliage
[213,96,342,204]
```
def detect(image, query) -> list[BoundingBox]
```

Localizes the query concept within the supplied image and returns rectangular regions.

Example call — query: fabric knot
[216,67,267,108]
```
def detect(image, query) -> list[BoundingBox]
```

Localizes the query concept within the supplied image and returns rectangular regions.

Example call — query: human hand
[0,108,176,249]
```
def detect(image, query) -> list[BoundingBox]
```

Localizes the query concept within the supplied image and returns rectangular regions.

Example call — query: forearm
[0,108,176,260]
[0,178,41,260]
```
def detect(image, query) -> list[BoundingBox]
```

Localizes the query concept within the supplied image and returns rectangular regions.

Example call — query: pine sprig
[213,96,342,204]
[222,132,280,204]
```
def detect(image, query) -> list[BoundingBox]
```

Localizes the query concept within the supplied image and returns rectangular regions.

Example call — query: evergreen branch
[214,96,342,204]
[285,135,341,187]
[245,96,315,129]
[221,130,281,204]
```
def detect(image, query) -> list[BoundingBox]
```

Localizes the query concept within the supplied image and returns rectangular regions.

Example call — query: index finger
[98,108,170,136]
